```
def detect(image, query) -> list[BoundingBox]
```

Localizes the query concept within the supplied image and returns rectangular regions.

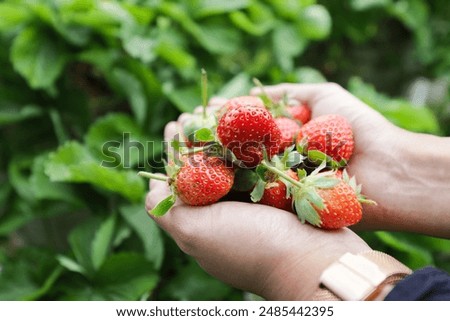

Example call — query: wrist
[260,228,371,300]
[311,251,412,301]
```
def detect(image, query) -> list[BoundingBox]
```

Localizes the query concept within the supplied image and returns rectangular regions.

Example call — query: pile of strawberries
[139,75,374,230]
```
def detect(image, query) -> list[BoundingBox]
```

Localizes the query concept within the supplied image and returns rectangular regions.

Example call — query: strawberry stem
[260,160,303,188]
[201,68,208,119]
[252,78,274,109]
[138,171,168,181]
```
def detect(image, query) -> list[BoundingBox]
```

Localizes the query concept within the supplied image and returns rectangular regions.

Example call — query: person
[145,83,450,300]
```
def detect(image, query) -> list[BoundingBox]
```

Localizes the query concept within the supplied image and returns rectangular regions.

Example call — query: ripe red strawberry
[175,153,234,206]
[138,153,234,215]
[219,96,265,114]
[296,114,354,162]
[287,103,311,125]
[315,180,362,229]
[275,117,301,152]
[259,169,297,212]
[217,98,282,167]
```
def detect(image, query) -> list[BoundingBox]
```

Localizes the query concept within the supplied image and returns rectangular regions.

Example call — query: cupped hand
[146,179,370,300]
[145,105,370,300]
[251,83,450,237]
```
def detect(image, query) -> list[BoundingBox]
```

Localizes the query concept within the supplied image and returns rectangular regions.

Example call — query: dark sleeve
[385,266,450,301]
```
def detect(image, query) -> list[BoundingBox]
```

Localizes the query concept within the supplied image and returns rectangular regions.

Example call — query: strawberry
[138,152,234,215]
[287,103,311,125]
[175,153,234,206]
[297,114,354,162]
[314,179,362,229]
[259,169,297,212]
[220,96,265,113]
[275,117,301,152]
[289,167,374,229]
[217,98,282,167]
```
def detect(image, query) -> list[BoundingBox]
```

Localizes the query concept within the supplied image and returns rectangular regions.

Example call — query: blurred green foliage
[0,0,449,300]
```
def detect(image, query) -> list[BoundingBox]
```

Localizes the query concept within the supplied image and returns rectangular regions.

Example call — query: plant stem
[137,171,168,181]
[201,68,208,119]
[260,160,303,188]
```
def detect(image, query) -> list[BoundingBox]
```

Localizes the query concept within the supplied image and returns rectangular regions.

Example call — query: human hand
[251,83,450,238]
[145,109,370,300]
[146,178,370,300]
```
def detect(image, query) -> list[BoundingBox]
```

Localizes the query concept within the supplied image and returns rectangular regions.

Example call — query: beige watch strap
[312,251,412,301]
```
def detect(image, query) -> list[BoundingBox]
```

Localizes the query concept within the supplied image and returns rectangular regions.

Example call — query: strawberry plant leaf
[120,205,164,270]
[93,252,159,300]
[313,177,340,189]
[194,128,215,142]
[0,104,42,125]
[294,197,322,226]
[111,68,148,127]
[307,150,328,164]
[297,5,332,40]
[250,178,266,202]
[91,215,116,271]
[297,168,307,180]
[149,194,176,217]
[255,164,268,181]
[11,27,67,91]
[304,188,325,210]
[216,72,252,98]
[57,255,87,275]
[45,141,145,202]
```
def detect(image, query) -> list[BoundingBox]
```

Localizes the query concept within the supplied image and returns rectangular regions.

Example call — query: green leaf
[313,177,340,189]
[57,255,87,275]
[348,77,440,134]
[91,215,116,271]
[164,85,201,113]
[350,0,392,11]
[294,197,321,226]
[120,204,164,270]
[11,27,67,90]
[297,168,307,180]
[120,23,156,64]
[194,128,215,142]
[250,178,266,202]
[307,149,328,163]
[229,2,275,36]
[294,66,327,83]
[374,231,434,269]
[8,157,35,203]
[30,153,82,205]
[0,3,32,31]
[45,141,145,202]
[304,188,325,210]
[94,252,159,300]
[112,68,147,126]
[85,113,159,169]
[160,258,233,300]
[68,218,102,276]
[194,0,250,18]
[273,23,308,72]
[149,194,176,217]
[217,73,252,99]
[255,164,268,181]
[0,104,42,125]
[297,5,332,40]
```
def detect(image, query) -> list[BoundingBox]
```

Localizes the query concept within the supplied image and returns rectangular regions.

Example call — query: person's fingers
[209,96,228,107]
[250,83,336,104]
[177,112,194,125]
[145,178,171,211]
[164,121,179,142]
